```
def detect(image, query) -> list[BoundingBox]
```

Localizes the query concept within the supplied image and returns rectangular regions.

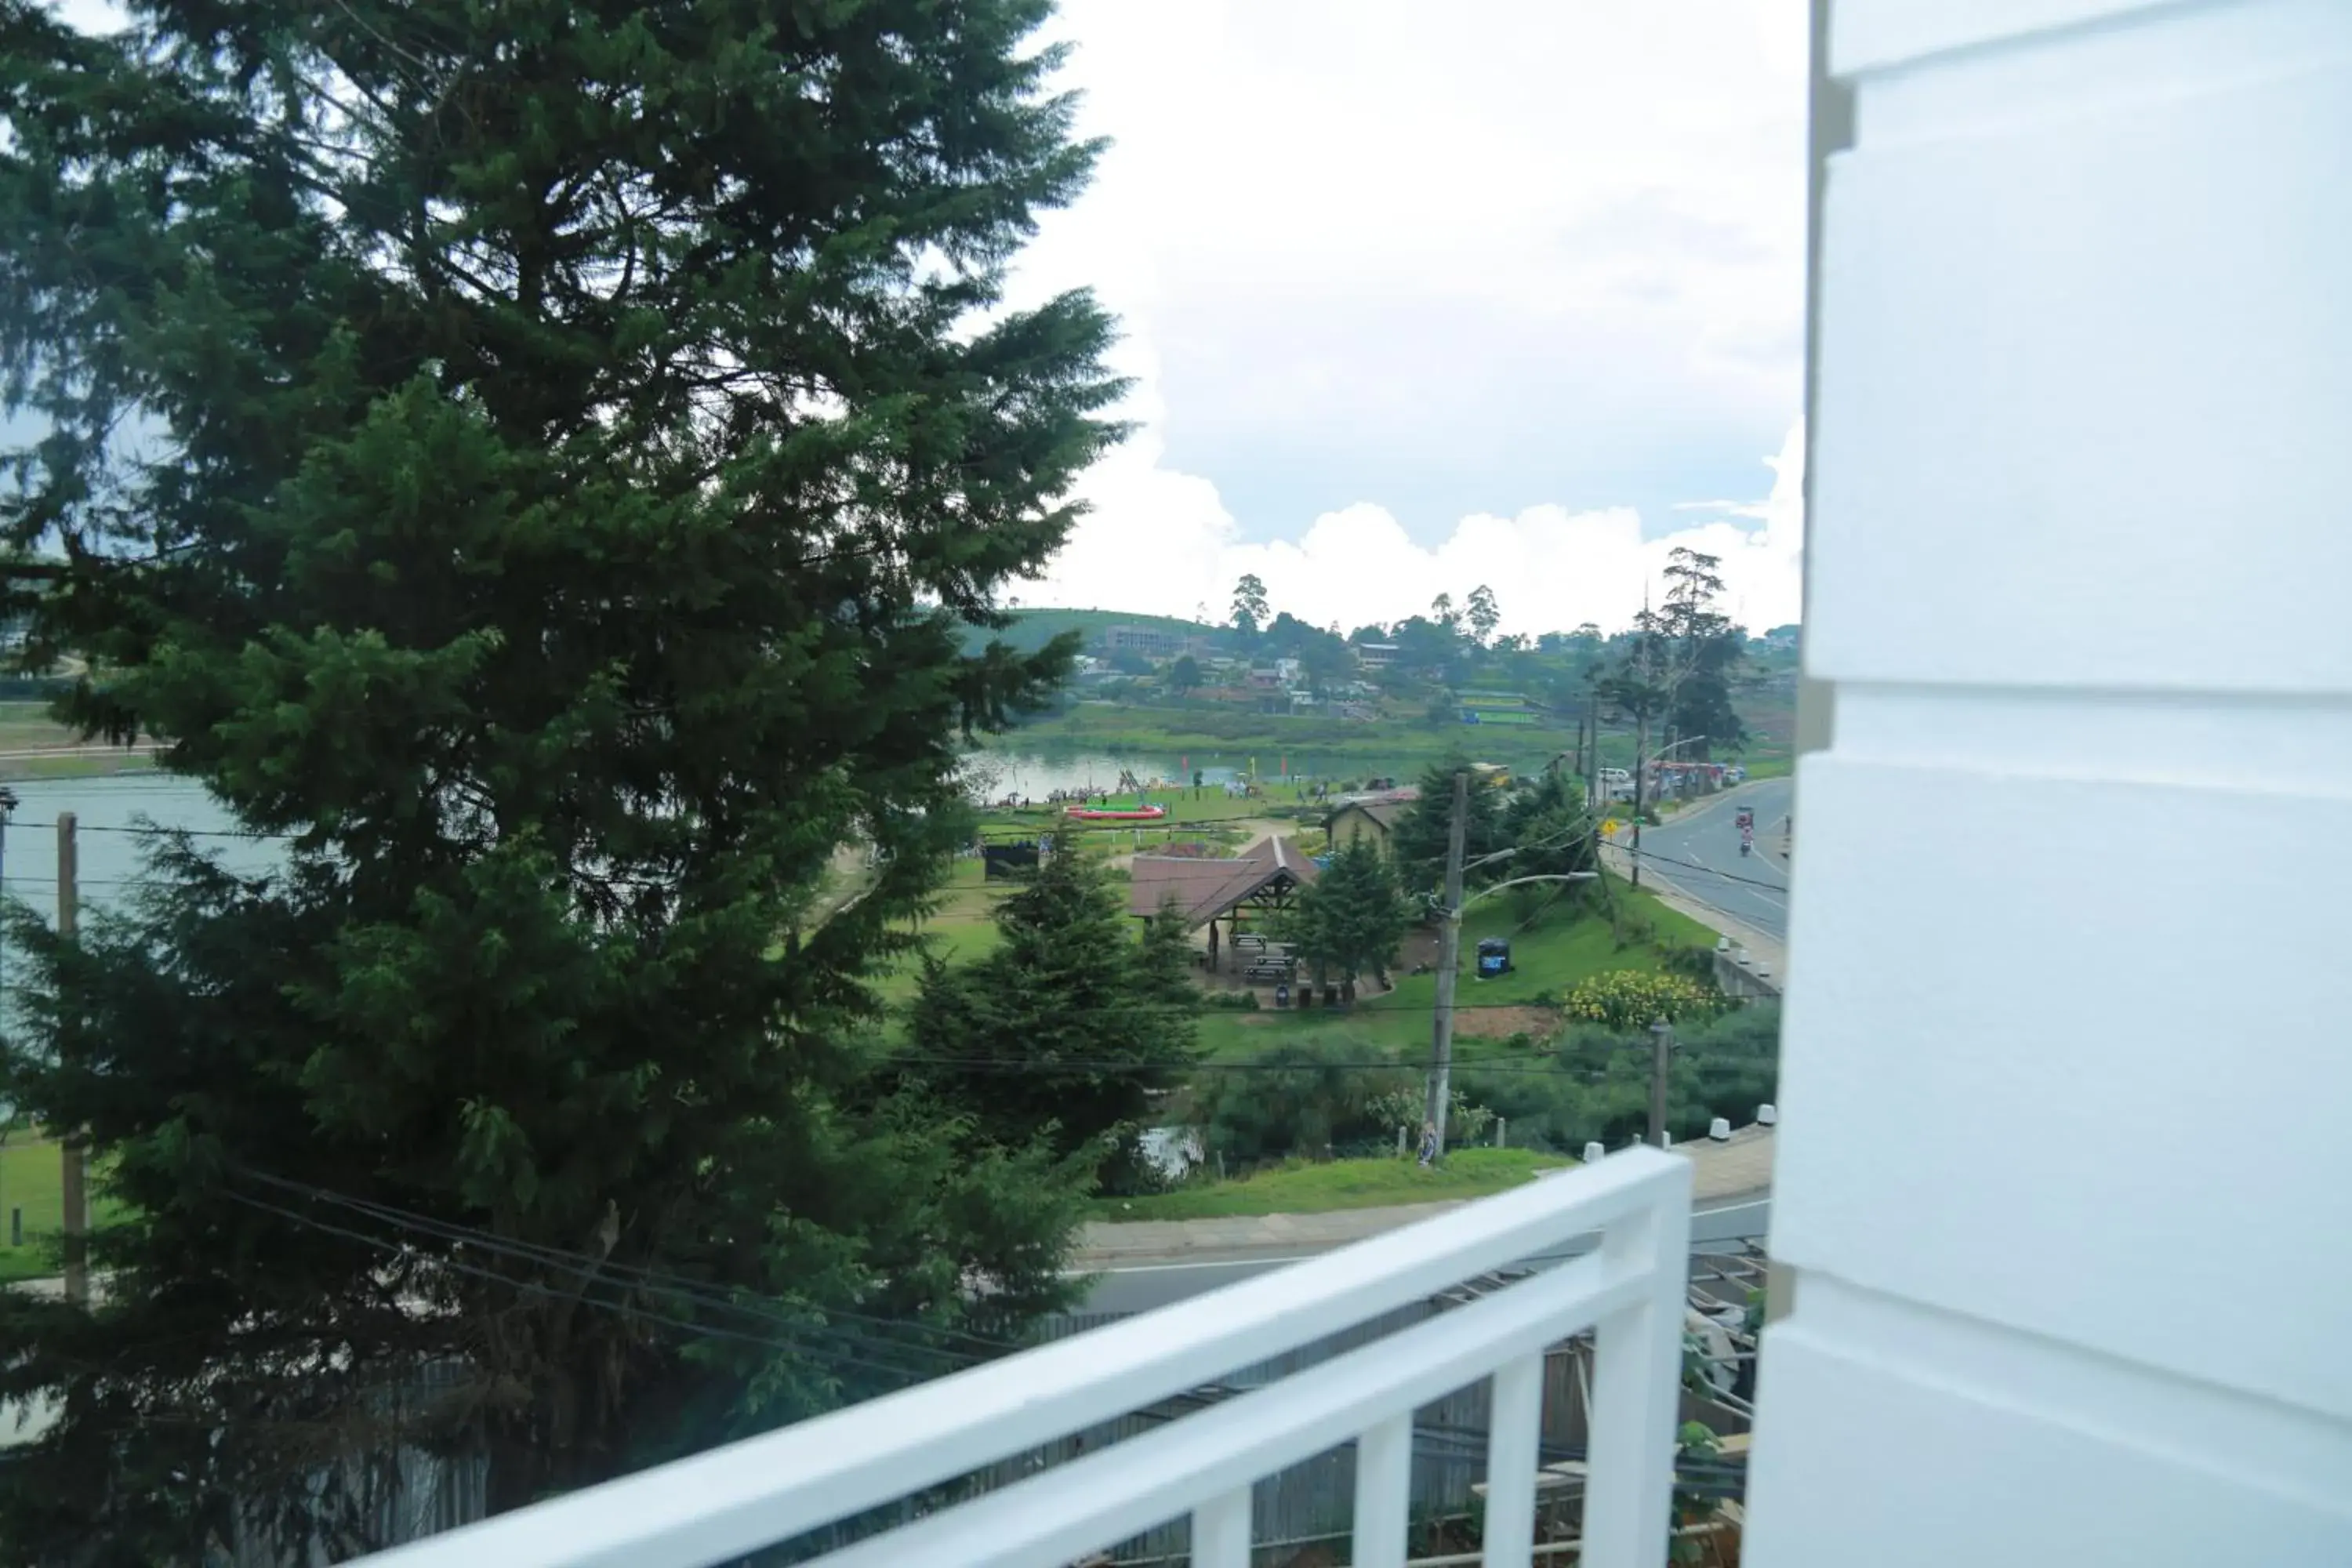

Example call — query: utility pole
[59,811,89,1308]
[0,785,15,1010]
[1581,686,1599,808]
[1628,704,1650,890]
[1425,769,1470,1158]
[1648,1018,1674,1149]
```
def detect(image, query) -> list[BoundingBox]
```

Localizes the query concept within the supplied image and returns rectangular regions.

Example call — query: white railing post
[1577,1172,1693,1567]
[1480,1353,1548,1568]
[355,1151,1693,1568]
[1352,1413,1414,1568]
[1192,1486,1252,1568]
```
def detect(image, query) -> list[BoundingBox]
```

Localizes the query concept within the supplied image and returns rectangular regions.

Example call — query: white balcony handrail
[365,1148,1694,1568]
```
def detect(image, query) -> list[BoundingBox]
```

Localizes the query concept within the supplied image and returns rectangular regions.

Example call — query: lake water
[1,775,278,916]
[966,747,1408,801]
[0,748,1397,904]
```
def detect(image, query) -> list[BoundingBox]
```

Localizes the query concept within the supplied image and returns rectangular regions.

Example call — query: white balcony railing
[366,1149,1693,1568]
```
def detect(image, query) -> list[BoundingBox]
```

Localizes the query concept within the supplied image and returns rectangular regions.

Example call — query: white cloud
[1005,0,1806,634]
[1029,412,1805,637]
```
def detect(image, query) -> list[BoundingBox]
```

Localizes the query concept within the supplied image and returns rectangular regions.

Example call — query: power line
[220,1187,975,1389]
[234,1167,1030,1359]
[1621,844,1789,895]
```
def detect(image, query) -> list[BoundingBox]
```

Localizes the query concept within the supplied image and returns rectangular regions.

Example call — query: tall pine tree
[0,0,1120,1555]
[1279,837,1410,999]
[906,837,1201,1188]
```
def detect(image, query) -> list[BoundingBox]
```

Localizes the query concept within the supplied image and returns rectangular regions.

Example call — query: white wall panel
[1757,0,2352,1560]
[1833,0,2204,75]
[1776,756,2350,1419]
[1747,1319,2352,1566]
[1810,45,2352,692]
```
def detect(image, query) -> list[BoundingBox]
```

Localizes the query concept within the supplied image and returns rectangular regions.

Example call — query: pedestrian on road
[1417,1120,1438,1168]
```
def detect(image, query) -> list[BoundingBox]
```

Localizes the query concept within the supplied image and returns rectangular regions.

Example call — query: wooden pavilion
[1127,834,1319,974]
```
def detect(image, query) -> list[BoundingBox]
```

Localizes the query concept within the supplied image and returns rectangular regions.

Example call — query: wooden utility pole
[59,811,90,1307]
[1424,770,1469,1157]
[1649,1018,1675,1149]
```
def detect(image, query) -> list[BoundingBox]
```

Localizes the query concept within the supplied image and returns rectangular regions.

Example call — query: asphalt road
[1628,777,1792,941]
[1080,1194,1770,1314]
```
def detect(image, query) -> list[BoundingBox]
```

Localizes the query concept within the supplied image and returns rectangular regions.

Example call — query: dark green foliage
[1278,837,1410,993]
[1658,548,1747,757]
[1389,753,1505,893]
[1229,572,1270,640]
[906,837,1202,1186]
[1498,766,1598,888]
[1185,1040,1411,1165]
[0,0,1120,1554]
[1457,1004,1780,1153]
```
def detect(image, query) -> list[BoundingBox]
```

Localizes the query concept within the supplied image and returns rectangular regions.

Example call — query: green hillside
[970,607,1229,655]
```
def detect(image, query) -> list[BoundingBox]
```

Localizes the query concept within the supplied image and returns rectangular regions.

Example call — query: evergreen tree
[906,837,1201,1184]
[1388,753,1506,895]
[1280,838,1410,997]
[0,0,1118,1552]
[1501,766,1599,885]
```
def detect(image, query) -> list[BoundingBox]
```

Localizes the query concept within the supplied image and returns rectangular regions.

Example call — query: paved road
[1629,777,1792,941]
[1081,1193,1770,1314]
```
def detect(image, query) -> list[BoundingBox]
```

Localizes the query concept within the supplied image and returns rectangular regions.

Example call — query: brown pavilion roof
[1127,834,1319,927]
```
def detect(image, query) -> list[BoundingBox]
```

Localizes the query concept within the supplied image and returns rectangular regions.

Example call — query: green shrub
[1656,944,1718,985]
[1365,1086,1493,1147]
[1188,1039,1411,1163]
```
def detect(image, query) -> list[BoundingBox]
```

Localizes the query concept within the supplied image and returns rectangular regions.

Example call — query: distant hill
[968,607,1229,655]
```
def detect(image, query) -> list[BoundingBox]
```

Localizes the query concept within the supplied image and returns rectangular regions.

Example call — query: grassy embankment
[999,701,1584,773]
[0,702,159,779]
[1190,878,1717,1062]
[1091,1146,1570,1221]
[878,843,1717,1059]
[0,1138,132,1284]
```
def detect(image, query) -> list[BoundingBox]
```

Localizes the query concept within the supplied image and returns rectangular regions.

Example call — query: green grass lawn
[1093,1146,1571,1221]
[0,1137,128,1283]
[1193,877,1717,1061]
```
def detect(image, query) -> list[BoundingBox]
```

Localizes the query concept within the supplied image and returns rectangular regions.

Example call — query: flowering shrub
[1566,969,1720,1031]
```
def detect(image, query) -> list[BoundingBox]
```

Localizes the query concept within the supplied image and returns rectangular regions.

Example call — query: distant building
[1354,642,1399,670]
[1102,624,1201,662]
[1247,659,1301,690]
[1325,800,1402,857]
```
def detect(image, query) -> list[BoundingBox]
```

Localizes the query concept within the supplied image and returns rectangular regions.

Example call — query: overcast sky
[13,0,1809,640]
[1010,0,1809,637]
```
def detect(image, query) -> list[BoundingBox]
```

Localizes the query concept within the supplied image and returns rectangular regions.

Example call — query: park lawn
[1192,877,1718,1061]
[1092,1147,1571,1221]
[0,1138,129,1284]
[1000,706,1584,771]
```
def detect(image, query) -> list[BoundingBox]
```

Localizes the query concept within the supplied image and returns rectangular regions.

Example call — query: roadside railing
[364,1148,1694,1568]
